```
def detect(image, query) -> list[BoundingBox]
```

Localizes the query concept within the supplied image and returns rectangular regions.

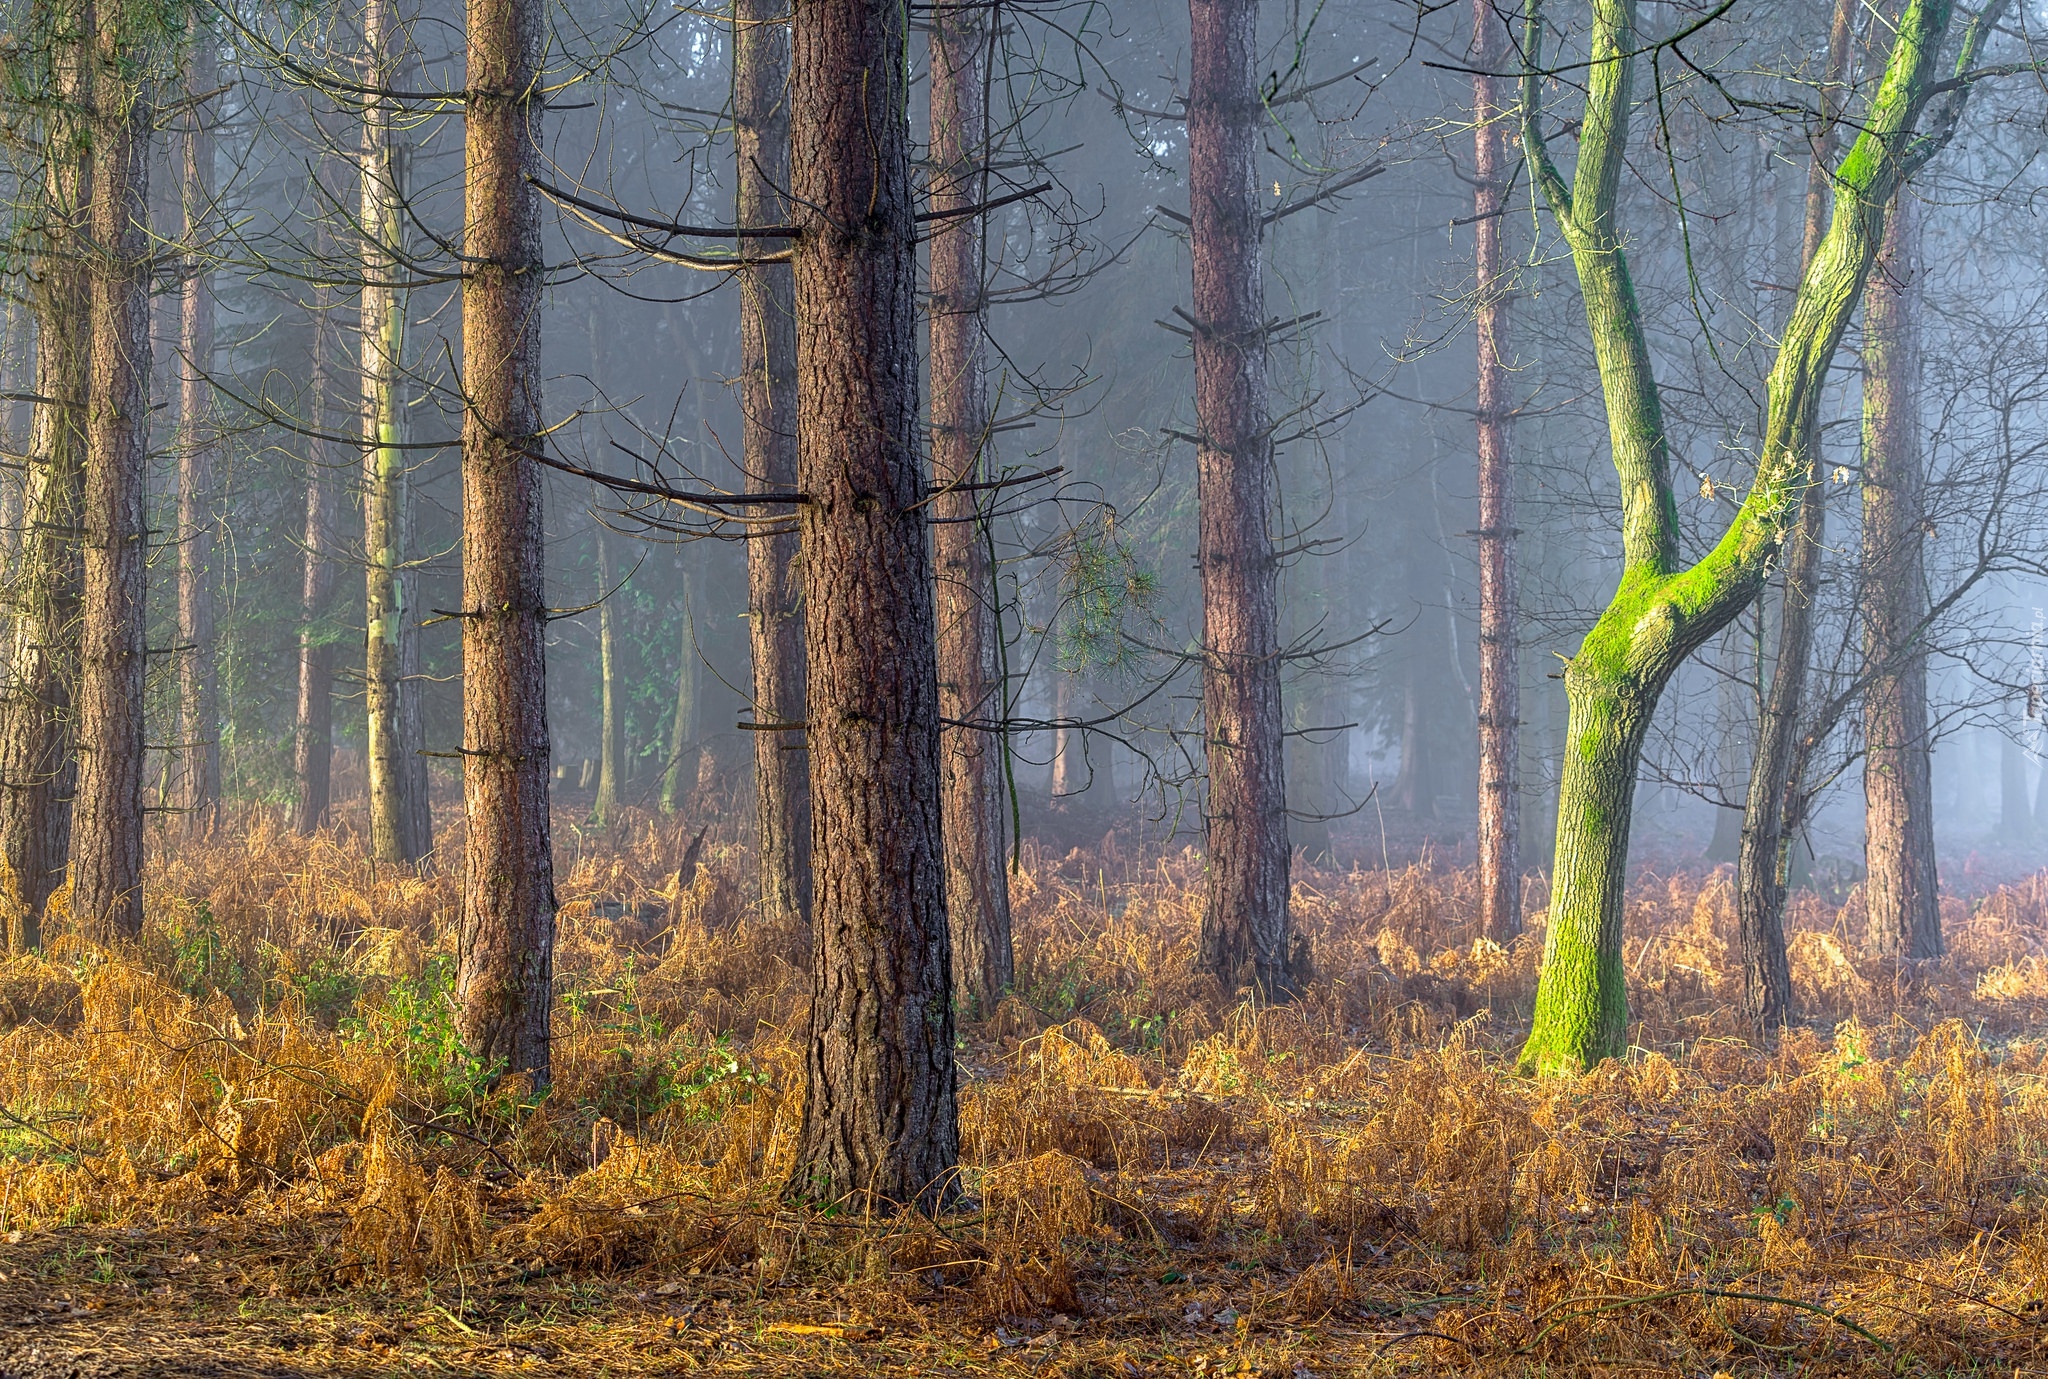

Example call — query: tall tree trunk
[788,0,957,1210]
[1513,0,1966,1075]
[929,0,1012,1011]
[0,0,90,946]
[1187,0,1294,998]
[592,532,620,827]
[175,37,219,835]
[1391,668,1434,817]
[1735,0,1853,1037]
[361,0,428,864]
[72,2,151,938]
[1472,0,1520,942]
[294,286,340,834]
[735,0,811,926]
[1861,194,1941,958]
[455,0,556,1087]
[661,571,697,815]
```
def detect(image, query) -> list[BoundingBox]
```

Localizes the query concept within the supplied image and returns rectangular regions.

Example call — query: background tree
[174,35,221,835]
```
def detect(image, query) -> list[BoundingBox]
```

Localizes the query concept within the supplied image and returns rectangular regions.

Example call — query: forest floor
[0,812,2042,1376]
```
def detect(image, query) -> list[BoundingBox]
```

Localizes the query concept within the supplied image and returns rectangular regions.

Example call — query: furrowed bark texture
[361,0,430,864]
[175,38,219,835]
[1735,0,1853,1037]
[294,288,340,835]
[456,0,556,1088]
[735,0,810,926]
[789,0,958,1211]
[1472,0,1519,943]
[1515,0,1967,1075]
[1861,195,1941,960]
[72,12,151,939]
[930,0,1013,1013]
[1188,0,1294,998]
[0,0,90,944]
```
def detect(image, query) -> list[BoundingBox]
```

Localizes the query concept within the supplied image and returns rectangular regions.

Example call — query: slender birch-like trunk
[788,0,958,1210]
[0,0,90,944]
[72,0,152,938]
[1188,0,1294,998]
[295,288,340,835]
[361,0,429,863]
[735,0,810,925]
[1472,0,1520,942]
[1861,194,1942,959]
[930,0,1012,1010]
[592,531,620,827]
[175,37,219,834]
[455,0,556,1086]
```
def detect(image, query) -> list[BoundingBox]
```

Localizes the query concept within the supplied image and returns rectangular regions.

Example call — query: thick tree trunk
[1472,0,1519,943]
[1861,195,1941,959]
[1735,0,1852,1037]
[72,11,151,939]
[735,0,811,926]
[455,0,556,1088]
[361,0,429,864]
[788,0,958,1211]
[1187,0,1294,998]
[929,0,1012,1011]
[175,39,220,835]
[0,5,90,945]
[592,532,620,827]
[294,291,340,834]
[661,572,697,815]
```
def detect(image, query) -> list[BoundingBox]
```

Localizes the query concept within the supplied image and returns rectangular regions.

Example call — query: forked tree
[1516,0,1993,1074]
[1861,193,1942,960]
[1471,0,1519,945]
[734,0,810,927]
[454,0,557,1087]
[788,0,958,1210]
[930,0,1014,1012]
[1188,0,1296,998]
[0,0,90,946]
[72,0,154,938]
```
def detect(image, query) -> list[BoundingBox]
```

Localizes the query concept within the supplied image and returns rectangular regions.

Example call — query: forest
[0,0,2045,1370]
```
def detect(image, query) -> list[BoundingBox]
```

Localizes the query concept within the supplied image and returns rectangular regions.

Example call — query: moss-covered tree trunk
[1516,0,1979,1074]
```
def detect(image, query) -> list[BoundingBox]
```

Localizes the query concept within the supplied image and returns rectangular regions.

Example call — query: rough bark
[593,532,620,827]
[72,4,151,939]
[1515,0,1971,1074]
[175,37,219,835]
[1187,0,1294,999]
[294,288,340,835]
[1861,194,1941,960]
[930,0,1013,1012]
[1734,0,1853,1038]
[735,0,811,926]
[788,0,958,1211]
[1472,0,1520,943]
[361,0,429,864]
[455,0,556,1088]
[0,0,90,944]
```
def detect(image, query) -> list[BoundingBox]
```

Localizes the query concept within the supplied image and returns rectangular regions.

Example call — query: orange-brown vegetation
[0,813,2043,1374]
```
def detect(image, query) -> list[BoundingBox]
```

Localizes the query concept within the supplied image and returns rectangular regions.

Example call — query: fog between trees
[4,0,2048,1194]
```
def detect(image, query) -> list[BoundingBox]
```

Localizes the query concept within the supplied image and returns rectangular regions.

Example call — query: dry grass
[0,811,2041,1374]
